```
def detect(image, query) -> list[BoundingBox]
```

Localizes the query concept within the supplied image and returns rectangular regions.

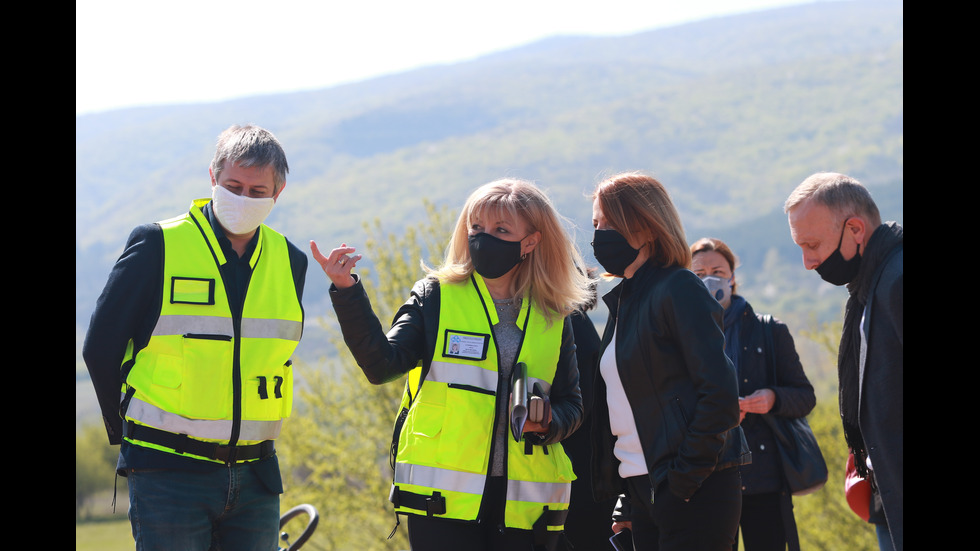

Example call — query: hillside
[76,0,903,398]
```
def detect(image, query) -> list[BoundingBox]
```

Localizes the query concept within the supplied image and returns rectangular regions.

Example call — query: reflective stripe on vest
[125,396,283,441]
[150,315,302,342]
[391,273,575,530]
[393,463,571,505]
[427,360,552,395]
[122,199,303,462]
[395,463,486,495]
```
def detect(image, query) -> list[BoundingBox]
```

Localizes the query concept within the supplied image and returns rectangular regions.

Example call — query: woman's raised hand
[310,241,362,289]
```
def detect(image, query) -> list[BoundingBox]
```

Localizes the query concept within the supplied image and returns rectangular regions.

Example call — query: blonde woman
[311,178,591,551]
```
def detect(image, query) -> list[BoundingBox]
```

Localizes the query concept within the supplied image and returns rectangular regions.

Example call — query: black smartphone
[609,528,634,551]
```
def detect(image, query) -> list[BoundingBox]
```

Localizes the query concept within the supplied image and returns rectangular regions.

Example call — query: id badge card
[443,330,490,361]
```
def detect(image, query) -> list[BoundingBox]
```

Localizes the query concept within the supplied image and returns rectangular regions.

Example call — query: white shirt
[599,325,648,478]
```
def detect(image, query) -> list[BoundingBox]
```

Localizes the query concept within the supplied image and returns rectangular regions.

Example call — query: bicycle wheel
[278,503,319,551]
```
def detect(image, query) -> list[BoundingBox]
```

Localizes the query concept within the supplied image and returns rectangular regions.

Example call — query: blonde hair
[593,172,692,269]
[427,178,592,324]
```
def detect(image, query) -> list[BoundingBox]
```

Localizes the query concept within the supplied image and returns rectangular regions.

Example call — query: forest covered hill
[76,0,903,406]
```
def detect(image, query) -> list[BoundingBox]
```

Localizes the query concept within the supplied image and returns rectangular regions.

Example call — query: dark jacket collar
[847,221,903,303]
[601,258,667,311]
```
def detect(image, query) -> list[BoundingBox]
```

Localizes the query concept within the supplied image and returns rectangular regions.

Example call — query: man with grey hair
[785,172,902,550]
[84,124,307,550]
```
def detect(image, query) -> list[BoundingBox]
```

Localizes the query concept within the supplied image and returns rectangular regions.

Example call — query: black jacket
[842,222,903,549]
[728,299,815,494]
[590,260,750,503]
[329,275,583,446]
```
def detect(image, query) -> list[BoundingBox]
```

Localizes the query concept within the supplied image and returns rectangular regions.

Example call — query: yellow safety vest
[121,199,304,463]
[389,274,575,533]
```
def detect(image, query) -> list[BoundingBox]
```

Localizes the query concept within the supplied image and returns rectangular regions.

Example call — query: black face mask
[468,232,525,280]
[592,229,640,277]
[816,223,862,286]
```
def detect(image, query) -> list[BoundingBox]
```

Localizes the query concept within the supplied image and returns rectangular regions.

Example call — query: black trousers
[564,475,617,551]
[734,492,791,551]
[627,467,742,551]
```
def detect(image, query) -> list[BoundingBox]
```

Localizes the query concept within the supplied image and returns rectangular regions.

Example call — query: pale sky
[76,0,819,116]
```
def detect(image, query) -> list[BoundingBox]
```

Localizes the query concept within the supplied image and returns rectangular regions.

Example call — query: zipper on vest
[225,238,259,456]
[390,406,409,470]
[183,333,232,341]
[227,267,251,453]
[471,275,509,500]
[228,314,243,450]
[448,383,496,396]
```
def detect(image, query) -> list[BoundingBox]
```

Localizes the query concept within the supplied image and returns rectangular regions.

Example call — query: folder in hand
[510,362,529,441]
[512,363,552,441]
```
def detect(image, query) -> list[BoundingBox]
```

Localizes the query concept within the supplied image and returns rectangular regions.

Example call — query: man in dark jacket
[785,172,903,551]
[83,125,307,551]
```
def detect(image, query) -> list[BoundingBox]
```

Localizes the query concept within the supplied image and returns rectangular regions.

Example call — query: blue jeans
[127,464,280,551]
[876,523,895,551]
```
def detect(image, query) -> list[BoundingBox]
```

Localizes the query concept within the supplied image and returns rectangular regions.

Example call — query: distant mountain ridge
[76,0,902,370]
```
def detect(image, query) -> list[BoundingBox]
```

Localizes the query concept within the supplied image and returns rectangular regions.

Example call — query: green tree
[75,424,122,518]
[791,320,879,550]
[277,201,455,550]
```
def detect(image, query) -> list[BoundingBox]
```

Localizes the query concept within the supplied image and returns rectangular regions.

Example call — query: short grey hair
[210,125,289,192]
[784,172,881,228]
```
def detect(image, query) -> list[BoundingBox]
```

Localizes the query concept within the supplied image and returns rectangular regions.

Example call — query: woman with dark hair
[690,237,816,551]
[588,172,750,550]
[560,268,618,551]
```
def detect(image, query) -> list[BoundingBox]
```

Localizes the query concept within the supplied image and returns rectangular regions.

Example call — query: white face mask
[701,275,733,308]
[211,184,275,236]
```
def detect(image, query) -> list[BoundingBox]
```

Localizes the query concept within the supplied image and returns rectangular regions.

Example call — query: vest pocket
[152,355,183,389]
[138,354,184,415]
[400,403,445,467]
[545,441,576,483]
[178,335,233,419]
[508,438,576,484]
[243,361,292,420]
[439,385,494,473]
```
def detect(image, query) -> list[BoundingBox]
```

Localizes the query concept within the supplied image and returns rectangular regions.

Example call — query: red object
[844,452,871,522]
